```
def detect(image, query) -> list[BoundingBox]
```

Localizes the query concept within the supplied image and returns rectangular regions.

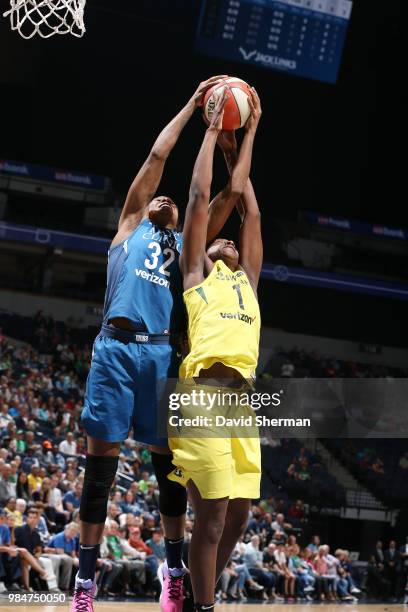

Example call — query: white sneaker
[304,585,314,592]
[273,593,285,601]
[0,581,7,594]
[250,581,264,591]
[351,587,361,594]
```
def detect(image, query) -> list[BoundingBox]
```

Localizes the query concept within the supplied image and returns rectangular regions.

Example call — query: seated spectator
[247,506,262,535]
[144,482,159,512]
[121,439,138,461]
[21,447,39,475]
[244,535,276,601]
[288,548,315,599]
[14,499,27,527]
[3,496,17,520]
[58,433,77,456]
[105,521,146,595]
[138,471,152,494]
[13,508,58,591]
[274,542,296,600]
[43,522,79,590]
[15,472,30,503]
[307,534,321,553]
[141,514,156,541]
[259,496,275,515]
[33,502,52,544]
[27,466,42,495]
[0,464,16,503]
[314,545,336,600]
[336,549,361,596]
[287,499,305,523]
[97,526,124,595]
[117,454,133,476]
[145,528,165,562]
[285,534,300,556]
[271,513,290,544]
[62,481,82,516]
[128,526,152,555]
[119,490,142,516]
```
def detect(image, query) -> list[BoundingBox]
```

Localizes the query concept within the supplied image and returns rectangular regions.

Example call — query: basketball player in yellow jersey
[168,88,262,612]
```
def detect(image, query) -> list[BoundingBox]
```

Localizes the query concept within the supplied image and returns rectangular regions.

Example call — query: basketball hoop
[3,0,86,39]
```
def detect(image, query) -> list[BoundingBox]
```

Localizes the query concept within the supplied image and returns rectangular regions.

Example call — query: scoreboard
[196,0,353,84]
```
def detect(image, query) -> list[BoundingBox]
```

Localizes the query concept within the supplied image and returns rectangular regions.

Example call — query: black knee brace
[79,454,119,524]
[151,452,187,517]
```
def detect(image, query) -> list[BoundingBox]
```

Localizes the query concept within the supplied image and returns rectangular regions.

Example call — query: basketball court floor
[0,603,404,612]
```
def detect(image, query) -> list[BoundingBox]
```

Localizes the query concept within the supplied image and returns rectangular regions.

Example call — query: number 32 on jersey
[144,241,175,277]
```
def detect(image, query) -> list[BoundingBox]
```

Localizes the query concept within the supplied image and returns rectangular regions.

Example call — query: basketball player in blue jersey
[70,76,242,612]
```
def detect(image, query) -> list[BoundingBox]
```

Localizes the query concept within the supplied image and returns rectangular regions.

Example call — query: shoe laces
[168,574,183,600]
[73,587,95,611]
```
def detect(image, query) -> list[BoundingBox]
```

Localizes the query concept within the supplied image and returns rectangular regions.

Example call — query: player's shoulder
[110,218,152,251]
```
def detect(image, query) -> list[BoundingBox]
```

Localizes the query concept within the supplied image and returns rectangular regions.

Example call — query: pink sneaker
[70,576,97,612]
[158,562,185,612]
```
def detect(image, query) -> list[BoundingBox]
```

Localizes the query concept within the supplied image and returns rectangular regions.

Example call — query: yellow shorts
[167,381,261,500]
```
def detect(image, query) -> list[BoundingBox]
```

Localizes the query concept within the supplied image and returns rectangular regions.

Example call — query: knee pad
[79,454,118,524]
[151,452,187,517]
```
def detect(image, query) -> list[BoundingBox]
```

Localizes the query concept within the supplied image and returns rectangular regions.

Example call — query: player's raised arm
[118,76,227,233]
[206,130,244,243]
[238,89,263,290]
[180,91,227,290]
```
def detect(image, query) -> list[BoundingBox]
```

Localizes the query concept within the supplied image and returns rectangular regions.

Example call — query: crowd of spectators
[218,533,364,602]
[261,346,407,379]
[262,440,346,509]
[326,440,408,507]
[1,315,407,602]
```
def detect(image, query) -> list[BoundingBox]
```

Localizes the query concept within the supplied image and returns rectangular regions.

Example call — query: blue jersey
[103,219,184,334]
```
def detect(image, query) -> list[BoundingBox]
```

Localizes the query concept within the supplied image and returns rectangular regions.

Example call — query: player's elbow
[229,180,245,201]
[230,187,244,202]
[246,209,261,221]
[189,184,211,206]
[149,147,166,163]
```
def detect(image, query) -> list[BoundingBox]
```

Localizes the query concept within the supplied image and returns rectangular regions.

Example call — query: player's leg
[187,480,229,611]
[74,334,136,609]
[151,445,186,563]
[70,437,120,612]
[78,437,120,580]
[137,344,188,611]
[150,445,187,612]
[214,498,250,581]
[213,431,261,583]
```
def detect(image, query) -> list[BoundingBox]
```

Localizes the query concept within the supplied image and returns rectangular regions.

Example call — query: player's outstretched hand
[245,87,262,132]
[208,89,227,132]
[192,75,228,108]
[217,129,237,153]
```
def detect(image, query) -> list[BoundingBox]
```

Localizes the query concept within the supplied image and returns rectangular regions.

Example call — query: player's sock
[194,603,215,611]
[164,536,184,569]
[78,544,100,581]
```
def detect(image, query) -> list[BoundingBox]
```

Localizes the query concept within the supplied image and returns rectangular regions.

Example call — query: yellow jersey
[180,259,261,380]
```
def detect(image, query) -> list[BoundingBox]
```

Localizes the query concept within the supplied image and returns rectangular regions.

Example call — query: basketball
[203,77,252,130]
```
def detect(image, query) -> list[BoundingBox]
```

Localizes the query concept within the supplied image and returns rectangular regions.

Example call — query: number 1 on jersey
[232,283,245,310]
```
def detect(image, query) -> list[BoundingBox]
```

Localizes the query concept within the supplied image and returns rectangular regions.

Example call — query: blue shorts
[81,334,180,446]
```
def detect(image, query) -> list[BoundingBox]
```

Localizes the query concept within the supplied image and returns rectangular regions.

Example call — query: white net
[3,0,86,39]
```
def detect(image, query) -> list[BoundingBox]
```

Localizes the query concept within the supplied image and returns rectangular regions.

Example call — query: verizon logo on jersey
[220,312,256,325]
[135,268,170,289]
